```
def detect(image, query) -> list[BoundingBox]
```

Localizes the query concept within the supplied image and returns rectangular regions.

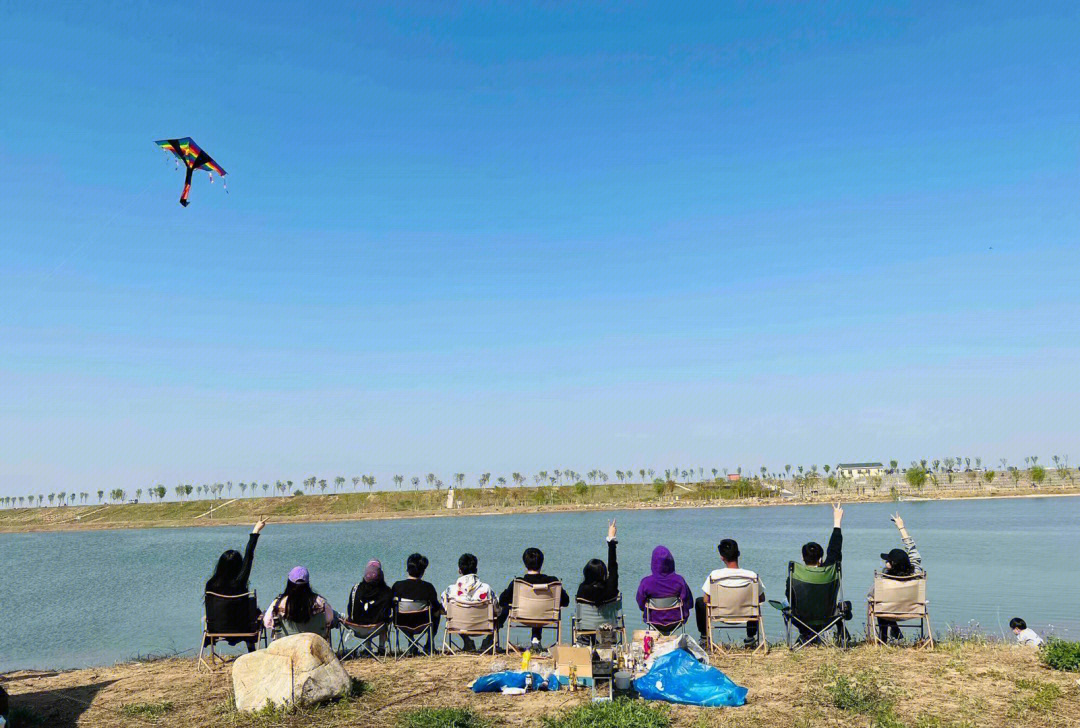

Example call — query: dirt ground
[4,644,1078,728]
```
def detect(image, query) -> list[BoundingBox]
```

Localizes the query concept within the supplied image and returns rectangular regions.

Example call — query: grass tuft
[119,700,174,719]
[1040,638,1080,672]
[541,699,671,728]
[398,707,490,728]
[825,671,904,728]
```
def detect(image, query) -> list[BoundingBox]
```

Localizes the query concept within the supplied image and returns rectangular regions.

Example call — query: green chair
[769,561,850,651]
[275,613,332,640]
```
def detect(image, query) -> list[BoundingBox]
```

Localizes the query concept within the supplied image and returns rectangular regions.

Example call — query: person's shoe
[743,637,758,648]
[530,637,542,653]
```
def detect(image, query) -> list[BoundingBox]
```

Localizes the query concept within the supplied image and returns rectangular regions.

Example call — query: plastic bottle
[521,649,532,672]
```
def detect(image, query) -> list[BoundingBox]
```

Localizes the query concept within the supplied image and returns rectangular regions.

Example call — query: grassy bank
[2,478,1079,534]
[4,644,1078,727]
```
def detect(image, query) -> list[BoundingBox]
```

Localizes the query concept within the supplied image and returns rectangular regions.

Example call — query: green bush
[542,699,671,728]
[398,707,489,728]
[1041,638,1080,671]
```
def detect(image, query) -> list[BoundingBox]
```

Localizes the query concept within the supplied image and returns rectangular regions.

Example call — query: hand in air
[253,518,268,535]
[890,512,905,531]
[832,503,844,528]
[607,518,617,541]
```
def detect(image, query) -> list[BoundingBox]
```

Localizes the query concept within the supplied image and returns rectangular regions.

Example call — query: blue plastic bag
[633,649,747,707]
[470,671,560,693]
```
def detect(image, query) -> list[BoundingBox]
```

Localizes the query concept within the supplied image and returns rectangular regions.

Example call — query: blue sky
[2,2,1078,496]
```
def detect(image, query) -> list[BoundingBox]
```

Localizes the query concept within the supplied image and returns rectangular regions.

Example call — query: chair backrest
[788,561,841,625]
[707,574,761,620]
[278,614,329,637]
[204,590,259,634]
[445,599,496,633]
[871,571,927,616]
[575,594,622,631]
[394,598,431,621]
[509,579,562,622]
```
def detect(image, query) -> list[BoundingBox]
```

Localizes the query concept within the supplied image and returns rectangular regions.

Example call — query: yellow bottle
[521,650,532,672]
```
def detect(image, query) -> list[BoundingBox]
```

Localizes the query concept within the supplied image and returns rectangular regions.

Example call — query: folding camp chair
[769,561,850,651]
[198,590,265,671]
[504,579,563,654]
[338,619,390,661]
[643,596,687,635]
[704,575,767,654]
[571,594,627,646]
[866,571,933,648]
[393,598,435,658]
[442,599,499,655]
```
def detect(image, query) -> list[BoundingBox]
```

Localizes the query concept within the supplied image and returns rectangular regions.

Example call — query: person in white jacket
[440,553,499,651]
[1010,617,1044,648]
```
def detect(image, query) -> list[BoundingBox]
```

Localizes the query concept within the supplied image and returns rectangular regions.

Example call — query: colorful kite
[155,137,227,207]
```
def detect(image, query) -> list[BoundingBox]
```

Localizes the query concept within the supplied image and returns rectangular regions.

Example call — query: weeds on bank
[824,671,903,728]
[1040,638,1080,672]
[542,699,671,728]
[119,700,174,720]
[398,707,490,728]
[1008,678,1062,717]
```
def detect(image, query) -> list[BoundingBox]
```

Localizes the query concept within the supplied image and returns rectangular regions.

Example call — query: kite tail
[180,165,194,207]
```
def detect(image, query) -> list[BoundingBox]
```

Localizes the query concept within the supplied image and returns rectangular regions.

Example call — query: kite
[155,137,227,207]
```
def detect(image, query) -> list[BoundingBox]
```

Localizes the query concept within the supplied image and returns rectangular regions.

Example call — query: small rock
[231,633,350,712]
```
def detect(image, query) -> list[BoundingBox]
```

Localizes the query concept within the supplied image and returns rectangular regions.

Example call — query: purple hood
[635,545,693,624]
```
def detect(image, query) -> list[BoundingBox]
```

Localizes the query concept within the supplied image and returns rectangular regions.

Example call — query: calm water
[2,496,1078,671]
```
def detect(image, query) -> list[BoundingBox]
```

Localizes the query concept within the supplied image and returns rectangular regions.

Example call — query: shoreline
[1,485,1077,535]
[3,644,1077,727]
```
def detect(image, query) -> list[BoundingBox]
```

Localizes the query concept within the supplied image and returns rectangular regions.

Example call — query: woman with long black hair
[264,566,336,638]
[203,519,267,652]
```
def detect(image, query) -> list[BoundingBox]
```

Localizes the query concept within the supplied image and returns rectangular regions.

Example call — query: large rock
[232,633,350,712]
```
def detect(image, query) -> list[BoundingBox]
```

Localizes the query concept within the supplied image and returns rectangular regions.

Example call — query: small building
[726,473,741,482]
[837,462,884,479]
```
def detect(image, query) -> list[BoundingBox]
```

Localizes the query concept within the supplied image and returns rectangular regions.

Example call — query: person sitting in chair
[440,553,497,651]
[787,503,845,644]
[695,538,766,646]
[347,559,393,653]
[576,519,619,604]
[635,545,693,634]
[264,566,336,639]
[871,513,923,642]
[498,546,570,652]
[204,518,267,652]
[392,553,443,648]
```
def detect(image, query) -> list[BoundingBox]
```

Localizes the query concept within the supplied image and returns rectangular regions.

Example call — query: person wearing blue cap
[263,565,336,637]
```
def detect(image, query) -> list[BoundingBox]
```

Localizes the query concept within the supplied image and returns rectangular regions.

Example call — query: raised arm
[236,519,267,589]
[606,519,618,593]
[823,504,843,566]
[891,513,923,571]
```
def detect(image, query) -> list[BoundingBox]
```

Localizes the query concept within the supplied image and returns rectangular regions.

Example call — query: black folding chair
[198,590,264,671]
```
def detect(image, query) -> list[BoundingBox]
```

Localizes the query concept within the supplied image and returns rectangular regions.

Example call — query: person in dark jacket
[636,545,693,634]
[348,559,394,624]
[203,518,267,651]
[391,553,443,650]
[788,504,844,643]
[498,546,570,650]
[576,519,619,604]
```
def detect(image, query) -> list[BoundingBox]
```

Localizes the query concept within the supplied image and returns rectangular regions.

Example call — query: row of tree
[2,455,1072,510]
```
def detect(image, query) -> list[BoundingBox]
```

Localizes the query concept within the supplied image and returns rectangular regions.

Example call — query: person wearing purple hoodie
[635,545,693,634]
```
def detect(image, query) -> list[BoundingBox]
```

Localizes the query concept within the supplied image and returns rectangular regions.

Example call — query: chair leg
[197,632,209,672]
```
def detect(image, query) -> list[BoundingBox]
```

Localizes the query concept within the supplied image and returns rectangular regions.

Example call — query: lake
[2,495,1078,672]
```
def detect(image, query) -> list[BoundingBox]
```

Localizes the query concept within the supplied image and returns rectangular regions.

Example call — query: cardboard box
[549,645,593,679]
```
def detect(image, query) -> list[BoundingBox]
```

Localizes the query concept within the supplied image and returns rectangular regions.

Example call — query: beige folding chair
[504,579,563,653]
[442,599,499,655]
[705,575,767,654]
[198,590,265,671]
[393,599,435,658]
[571,594,627,646]
[866,571,932,648]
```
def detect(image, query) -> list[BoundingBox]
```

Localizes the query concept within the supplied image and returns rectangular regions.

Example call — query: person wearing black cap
[872,513,923,642]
